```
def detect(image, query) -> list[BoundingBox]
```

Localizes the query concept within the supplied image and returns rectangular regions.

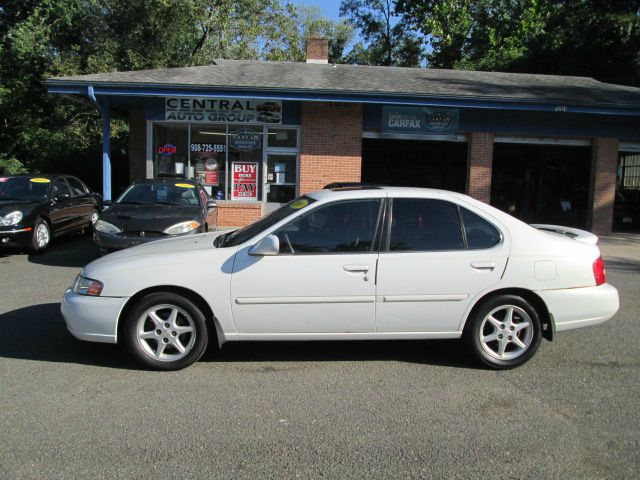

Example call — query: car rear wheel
[465,294,542,369]
[30,218,51,253]
[124,292,209,370]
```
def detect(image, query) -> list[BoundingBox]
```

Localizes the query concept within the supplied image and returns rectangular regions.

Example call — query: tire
[465,294,542,369]
[30,218,51,253]
[124,292,209,371]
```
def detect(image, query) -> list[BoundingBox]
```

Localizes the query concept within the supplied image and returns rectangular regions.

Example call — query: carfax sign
[382,106,460,135]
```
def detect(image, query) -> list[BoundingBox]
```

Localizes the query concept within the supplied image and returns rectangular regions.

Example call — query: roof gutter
[87,86,111,201]
[46,82,640,117]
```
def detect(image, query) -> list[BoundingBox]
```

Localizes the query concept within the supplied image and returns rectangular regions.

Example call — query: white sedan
[61,187,619,370]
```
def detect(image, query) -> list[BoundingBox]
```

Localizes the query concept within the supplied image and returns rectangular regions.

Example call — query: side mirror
[103,200,113,207]
[249,235,280,256]
[206,200,218,209]
[55,193,70,201]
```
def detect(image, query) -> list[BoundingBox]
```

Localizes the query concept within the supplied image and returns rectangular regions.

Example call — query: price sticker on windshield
[290,199,309,209]
[175,183,195,188]
[30,178,51,183]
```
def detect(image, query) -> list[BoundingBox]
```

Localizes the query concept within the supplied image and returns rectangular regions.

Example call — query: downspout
[87,86,111,201]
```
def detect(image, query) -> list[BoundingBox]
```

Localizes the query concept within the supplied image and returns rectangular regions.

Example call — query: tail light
[593,256,606,286]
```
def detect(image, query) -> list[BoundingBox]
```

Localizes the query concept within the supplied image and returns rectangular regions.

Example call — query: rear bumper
[61,289,128,343]
[537,283,619,332]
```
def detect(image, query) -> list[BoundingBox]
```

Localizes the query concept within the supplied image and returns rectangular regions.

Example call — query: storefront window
[267,128,298,148]
[228,126,263,201]
[153,124,189,178]
[150,121,299,204]
[190,124,227,199]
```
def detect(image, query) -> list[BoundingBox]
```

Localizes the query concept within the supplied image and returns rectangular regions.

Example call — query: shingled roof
[46,59,640,111]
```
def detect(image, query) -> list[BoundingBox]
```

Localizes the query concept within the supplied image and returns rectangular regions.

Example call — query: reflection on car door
[375,198,509,334]
[65,176,94,228]
[49,177,75,233]
[230,199,383,334]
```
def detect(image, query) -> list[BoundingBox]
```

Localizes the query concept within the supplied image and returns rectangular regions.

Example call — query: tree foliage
[339,0,422,66]
[396,0,640,85]
[0,0,352,181]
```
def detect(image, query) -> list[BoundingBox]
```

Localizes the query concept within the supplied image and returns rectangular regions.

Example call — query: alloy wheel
[136,304,196,362]
[478,305,533,361]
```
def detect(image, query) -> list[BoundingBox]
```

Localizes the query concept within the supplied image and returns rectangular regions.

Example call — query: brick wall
[299,102,363,194]
[466,132,494,203]
[306,37,329,63]
[128,109,146,183]
[217,202,263,228]
[588,137,618,235]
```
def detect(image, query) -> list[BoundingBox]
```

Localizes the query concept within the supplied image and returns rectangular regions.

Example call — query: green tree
[0,0,347,179]
[263,4,354,63]
[339,0,422,66]
[396,0,640,85]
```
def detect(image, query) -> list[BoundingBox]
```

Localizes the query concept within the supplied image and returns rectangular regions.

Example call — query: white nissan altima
[61,187,619,370]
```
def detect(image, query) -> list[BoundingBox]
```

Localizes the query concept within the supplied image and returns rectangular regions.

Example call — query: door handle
[471,261,496,271]
[343,264,369,273]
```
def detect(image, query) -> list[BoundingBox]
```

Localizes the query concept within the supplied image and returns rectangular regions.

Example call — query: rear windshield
[117,183,200,206]
[0,177,51,201]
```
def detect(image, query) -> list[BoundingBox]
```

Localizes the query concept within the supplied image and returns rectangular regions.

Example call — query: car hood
[83,230,234,279]
[100,203,201,231]
[0,199,42,216]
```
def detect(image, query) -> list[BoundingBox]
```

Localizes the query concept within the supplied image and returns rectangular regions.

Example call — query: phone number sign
[231,162,258,201]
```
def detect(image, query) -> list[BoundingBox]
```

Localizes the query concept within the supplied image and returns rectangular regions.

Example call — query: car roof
[4,174,60,179]
[307,186,464,201]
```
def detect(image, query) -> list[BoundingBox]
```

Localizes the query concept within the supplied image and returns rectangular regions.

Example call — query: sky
[293,0,343,21]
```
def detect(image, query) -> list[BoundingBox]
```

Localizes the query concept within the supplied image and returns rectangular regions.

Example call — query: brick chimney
[306,37,329,64]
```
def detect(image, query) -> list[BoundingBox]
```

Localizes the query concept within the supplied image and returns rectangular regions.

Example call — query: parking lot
[1,233,639,479]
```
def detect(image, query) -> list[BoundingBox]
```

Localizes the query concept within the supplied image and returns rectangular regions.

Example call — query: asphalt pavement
[0,232,639,479]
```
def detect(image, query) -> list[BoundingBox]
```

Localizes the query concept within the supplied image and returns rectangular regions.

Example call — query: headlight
[164,220,200,235]
[1,210,23,226]
[72,275,104,296]
[94,219,122,234]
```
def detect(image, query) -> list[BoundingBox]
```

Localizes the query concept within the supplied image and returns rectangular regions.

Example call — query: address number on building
[190,143,225,153]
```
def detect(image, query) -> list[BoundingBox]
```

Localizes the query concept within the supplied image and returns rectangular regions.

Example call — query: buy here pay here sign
[231,162,258,200]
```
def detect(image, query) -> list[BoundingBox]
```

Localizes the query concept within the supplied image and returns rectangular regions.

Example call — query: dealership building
[46,38,640,233]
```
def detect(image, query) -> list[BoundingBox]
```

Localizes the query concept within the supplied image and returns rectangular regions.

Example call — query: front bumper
[537,283,620,332]
[61,289,128,343]
[94,229,198,252]
[0,226,32,248]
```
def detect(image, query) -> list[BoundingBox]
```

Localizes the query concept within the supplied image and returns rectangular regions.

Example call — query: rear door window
[66,177,88,196]
[460,207,501,249]
[389,199,465,251]
[52,178,71,198]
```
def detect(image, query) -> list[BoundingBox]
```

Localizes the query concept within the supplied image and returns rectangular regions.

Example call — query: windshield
[0,176,51,201]
[117,182,200,206]
[221,196,317,247]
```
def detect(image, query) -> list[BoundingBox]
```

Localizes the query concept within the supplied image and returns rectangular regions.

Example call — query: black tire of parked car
[124,292,209,371]
[29,218,51,254]
[465,294,542,369]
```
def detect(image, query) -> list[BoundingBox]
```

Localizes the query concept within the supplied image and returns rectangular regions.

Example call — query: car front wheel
[124,292,209,370]
[30,218,51,253]
[466,294,542,369]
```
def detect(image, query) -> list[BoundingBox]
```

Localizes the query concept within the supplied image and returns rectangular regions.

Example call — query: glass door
[228,126,263,201]
[265,128,299,213]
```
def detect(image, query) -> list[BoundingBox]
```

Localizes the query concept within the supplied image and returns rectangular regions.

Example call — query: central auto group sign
[165,97,282,124]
